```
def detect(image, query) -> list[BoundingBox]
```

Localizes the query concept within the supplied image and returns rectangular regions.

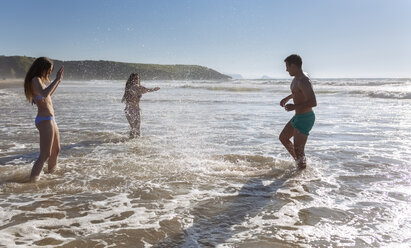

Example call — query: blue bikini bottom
[35,116,55,126]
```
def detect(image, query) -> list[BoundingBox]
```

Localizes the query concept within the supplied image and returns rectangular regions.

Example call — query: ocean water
[0,78,410,247]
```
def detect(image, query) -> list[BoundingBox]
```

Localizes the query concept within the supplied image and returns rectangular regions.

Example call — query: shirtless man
[279,54,317,169]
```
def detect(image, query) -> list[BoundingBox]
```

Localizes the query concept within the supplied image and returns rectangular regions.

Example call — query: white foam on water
[1,79,410,247]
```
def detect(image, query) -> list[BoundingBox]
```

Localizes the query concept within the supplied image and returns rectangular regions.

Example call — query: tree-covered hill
[0,56,231,80]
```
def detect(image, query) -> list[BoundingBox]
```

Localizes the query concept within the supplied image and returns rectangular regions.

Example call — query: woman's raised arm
[34,66,64,97]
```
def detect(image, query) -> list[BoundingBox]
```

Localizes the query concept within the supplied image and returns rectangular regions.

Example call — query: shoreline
[0,78,23,89]
[0,78,23,83]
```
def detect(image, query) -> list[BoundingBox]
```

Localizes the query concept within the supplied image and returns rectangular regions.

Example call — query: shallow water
[0,78,410,247]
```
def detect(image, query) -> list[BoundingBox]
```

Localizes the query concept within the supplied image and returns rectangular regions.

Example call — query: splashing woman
[122,73,160,138]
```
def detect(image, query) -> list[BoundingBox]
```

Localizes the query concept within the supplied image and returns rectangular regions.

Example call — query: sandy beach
[0,78,23,89]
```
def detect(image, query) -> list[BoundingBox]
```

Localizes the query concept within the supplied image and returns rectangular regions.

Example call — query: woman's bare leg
[30,120,54,182]
[125,110,133,127]
[132,109,141,137]
[125,109,135,138]
[47,123,60,173]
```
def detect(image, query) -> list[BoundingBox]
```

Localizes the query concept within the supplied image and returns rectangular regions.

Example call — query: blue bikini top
[32,94,44,105]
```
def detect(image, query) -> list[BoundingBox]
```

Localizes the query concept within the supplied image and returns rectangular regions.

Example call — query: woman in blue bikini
[24,57,64,182]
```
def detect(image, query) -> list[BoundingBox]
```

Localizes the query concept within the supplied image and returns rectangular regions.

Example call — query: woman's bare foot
[47,166,57,174]
[30,175,40,183]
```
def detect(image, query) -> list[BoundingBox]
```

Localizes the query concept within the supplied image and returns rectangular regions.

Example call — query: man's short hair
[284,54,302,68]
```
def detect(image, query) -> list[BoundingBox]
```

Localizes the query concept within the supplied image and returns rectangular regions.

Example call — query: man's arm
[280,94,293,107]
[296,78,316,108]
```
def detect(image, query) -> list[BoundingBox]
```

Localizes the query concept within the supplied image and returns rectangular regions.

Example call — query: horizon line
[2,55,410,80]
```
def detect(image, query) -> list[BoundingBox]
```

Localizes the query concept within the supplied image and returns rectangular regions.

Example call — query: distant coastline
[0,55,231,81]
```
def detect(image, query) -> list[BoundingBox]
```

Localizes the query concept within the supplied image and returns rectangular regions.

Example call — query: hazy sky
[1,0,410,78]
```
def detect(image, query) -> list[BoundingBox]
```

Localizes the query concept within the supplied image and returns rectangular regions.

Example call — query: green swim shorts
[291,111,315,136]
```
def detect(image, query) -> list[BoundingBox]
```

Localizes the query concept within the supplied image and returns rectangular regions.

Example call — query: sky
[0,0,410,78]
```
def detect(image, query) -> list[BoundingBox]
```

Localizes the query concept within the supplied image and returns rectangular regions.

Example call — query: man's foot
[296,157,307,170]
[297,164,307,170]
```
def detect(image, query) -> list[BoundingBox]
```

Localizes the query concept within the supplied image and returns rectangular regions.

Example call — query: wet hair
[284,54,302,68]
[24,57,53,102]
[121,73,140,102]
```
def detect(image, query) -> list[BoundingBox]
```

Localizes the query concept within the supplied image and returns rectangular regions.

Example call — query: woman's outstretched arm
[142,87,160,94]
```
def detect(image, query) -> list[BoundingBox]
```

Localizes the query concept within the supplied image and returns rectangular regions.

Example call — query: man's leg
[293,129,308,169]
[279,121,297,160]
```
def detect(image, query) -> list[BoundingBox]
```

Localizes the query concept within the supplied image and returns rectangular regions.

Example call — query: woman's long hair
[24,57,53,102]
[121,73,140,102]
